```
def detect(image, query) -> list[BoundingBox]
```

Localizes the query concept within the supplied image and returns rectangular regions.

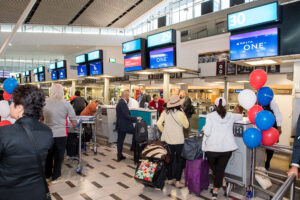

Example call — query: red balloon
[0,120,11,127]
[262,127,279,146]
[247,105,263,124]
[3,91,12,101]
[249,69,267,90]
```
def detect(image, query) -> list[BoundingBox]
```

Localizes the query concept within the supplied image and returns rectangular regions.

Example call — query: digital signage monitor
[149,47,175,69]
[57,60,66,69]
[230,28,278,61]
[76,54,86,64]
[89,62,102,76]
[23,72,26,77]
[147,30,176,48]
[25,71,30,76]
[58,69,66,79]
[122,39,142,54]
[77,65,87,77]
[228,2,278,31]
[49,63,56,70]
[38,66,44,73]
[33,68,38,74]
[51,71,58,80]
[34,74,39,82]
[39,73,45,82]
[124,53,142,72]
[88,50,103,61]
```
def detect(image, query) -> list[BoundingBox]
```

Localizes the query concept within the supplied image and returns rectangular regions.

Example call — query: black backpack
[135,120,148,143]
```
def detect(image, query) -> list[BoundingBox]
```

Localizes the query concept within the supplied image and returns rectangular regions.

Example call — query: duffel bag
[181,136,203,160]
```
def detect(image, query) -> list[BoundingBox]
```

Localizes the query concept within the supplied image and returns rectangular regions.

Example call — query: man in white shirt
[288,115,300,179]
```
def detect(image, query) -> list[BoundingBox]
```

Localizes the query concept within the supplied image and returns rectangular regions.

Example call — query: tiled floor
[49,145,216,200]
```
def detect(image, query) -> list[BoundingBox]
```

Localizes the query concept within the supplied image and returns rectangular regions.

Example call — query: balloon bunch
[238,70,279,149]
[2,78,19,101]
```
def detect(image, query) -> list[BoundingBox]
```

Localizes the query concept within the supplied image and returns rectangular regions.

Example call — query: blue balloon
[255,110,275,131]
[243,128,262,149]
[3,78,19,94]
[257,87,274,106]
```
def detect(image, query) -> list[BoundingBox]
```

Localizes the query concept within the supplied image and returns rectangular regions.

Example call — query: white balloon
[238,89,257,110]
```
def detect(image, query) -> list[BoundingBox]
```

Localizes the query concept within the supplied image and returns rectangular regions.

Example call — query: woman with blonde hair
[43,84,77,183]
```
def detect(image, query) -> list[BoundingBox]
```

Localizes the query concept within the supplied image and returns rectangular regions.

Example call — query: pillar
[224,78,229,103]
[71,80,76,96]
[104,78,110,104]
[163,73,170,101]
[129,84,134,98]
[84,86,87,99]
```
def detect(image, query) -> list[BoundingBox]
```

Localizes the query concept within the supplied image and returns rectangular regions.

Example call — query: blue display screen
[76,54,86,64]
[57,61,65,68]
[230,28,278,61]
[149,47,175,69]
[228,2,278,31]
[122,39,141,54]
[88,50,100,61]
[235,89,243,93]
[90,62,102,76]
[58,69,66,79]
[39,73,44,82]
[49,63,56,70]
[124,53,142,72]
[51,71,57,80]
[148,30,174,48]
[77,65,87,77]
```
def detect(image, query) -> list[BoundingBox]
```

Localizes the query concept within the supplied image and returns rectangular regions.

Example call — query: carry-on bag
[134,159,167,190]
[135,120,148,143]
[66,132,79,157]
[181,136,203,160]
[184,157,209,196]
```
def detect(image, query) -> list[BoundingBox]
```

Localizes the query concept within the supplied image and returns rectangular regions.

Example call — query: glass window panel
[187,6,193,19]
[221,0,230,10]
[214,0,221,12]
[153,18,158,30]
[180,9,187,22]
[194,4,201,17]
[1,24,12,32]
[172,11,180,24]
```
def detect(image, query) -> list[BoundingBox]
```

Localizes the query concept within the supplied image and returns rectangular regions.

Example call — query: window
[221,0,230,10]
[172,11,180,24]
[194,3,202,17]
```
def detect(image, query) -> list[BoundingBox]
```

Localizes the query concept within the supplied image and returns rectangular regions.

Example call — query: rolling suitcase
[184,157,209,196]
[134,120,148,143]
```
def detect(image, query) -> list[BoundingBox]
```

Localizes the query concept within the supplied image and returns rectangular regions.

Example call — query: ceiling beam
[0,0,37,57]
[68,0,95,25]
[24,0,42,24]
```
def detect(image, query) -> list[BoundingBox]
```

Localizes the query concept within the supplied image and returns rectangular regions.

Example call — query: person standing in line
[202,97,242,199]
[71,91,88,115]
[180,90,194,137]
[157,95,189,188]
[148,94,165,116]
[80,100,101,116]
[261,100,282,170]
[0,90,4,101]
[116,91,141,162]
[43,84,77,183]
[0,85,53,200]
[137,87,151,108]
[288,115,300,179]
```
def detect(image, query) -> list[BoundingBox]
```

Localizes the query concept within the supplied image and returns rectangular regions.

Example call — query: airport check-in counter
[99,105,157,144]
[199,114,254,187]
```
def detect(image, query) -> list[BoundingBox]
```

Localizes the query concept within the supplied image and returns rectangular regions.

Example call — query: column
[104,78,110,104]
[71,80,76,96]
[84,86,87,99]
[224,78,229,103]
[163,73,170,101]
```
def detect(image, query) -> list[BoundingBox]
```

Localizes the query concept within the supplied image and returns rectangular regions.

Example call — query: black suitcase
[134,120,148,143]
[67,132,79,157]
[134,141,147,164]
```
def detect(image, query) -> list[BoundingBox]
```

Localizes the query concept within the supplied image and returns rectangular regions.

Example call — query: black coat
[139,93,151,108]
[116,99,137,132]
[0,117,53,200]
[71,96,88,115]
[182,96,193,119]
[292,115,300,165]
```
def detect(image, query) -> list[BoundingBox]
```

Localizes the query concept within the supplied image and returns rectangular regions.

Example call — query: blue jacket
[291,115,300,165]
[116,98,137,132]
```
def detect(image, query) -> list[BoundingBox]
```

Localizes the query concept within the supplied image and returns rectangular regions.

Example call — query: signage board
[124,53,142,72]
[76,54,86,64]
[51,71,58,80]
[77,65,87,77]
[49,63,56,70]
[57,60,66,69]
[122,39,141,54]
[147,30,175,48]
[88,50,103,61]
[149,47,175,69]
[89,62,102,76]
[58,69,66,79]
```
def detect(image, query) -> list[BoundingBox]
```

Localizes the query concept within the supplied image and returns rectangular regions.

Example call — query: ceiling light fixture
[236,80,250,83]
[281,59,300,63]
[244,60,277,66]
[163,68,185,72]
[138,71,153,75]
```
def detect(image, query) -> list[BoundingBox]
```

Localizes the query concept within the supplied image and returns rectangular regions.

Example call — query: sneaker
[212,192,218,199]
[175,181,185,188]
[51,177,62,184]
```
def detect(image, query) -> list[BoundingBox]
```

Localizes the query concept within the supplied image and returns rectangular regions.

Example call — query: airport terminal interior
[0,0,300,199]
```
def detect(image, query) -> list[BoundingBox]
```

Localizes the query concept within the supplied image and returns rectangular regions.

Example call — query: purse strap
[21,123,51,199]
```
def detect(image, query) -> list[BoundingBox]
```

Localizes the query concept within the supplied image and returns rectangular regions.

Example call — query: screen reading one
[57,61,65,68]
[122,39,141,54]
[58,69,66,79]
[50,63,56,70]
[77,65,87,77]
[230,28,278,61]
[76,54,86,64]
[51,71,58,80]
[34,68,38,74]
[90,62,102,76]
[38,66,44,73]
[124,53,142,72]
[148,30,174,48]
[149,47,174,69]
[228,2,278,31]
[88,50,100,61]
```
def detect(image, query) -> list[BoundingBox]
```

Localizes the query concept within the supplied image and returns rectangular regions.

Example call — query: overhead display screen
[77,65,87,77]
[122,39,141,54]
[39,73,44,82]
[38,66,44,73]
[76,54,86,64]
[230,28,278,61]
[124,53,142,72]
[58,69,66,79]
[228,2,278,31]
[57,60,65,68]
[51,71,58,80]
[90,62,102,76]
[149,47,175,69]
[88,50,102,61]
[25,71,30,76]
[50,63,56,70]
[148,30,174,48]
[34,68,38,74]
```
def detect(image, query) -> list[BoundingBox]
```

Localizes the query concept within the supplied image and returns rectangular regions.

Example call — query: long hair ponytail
[216,98,226,118]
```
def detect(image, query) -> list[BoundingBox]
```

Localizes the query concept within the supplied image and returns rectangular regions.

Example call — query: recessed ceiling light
[244,60,277,65]
[138,71,152,75]
[8,43,12,46]
[163,68,185,72]
[236,81,250,83]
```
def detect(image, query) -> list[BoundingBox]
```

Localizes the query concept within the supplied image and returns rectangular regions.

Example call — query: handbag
[21,124,52,200]
[181,136,203,160]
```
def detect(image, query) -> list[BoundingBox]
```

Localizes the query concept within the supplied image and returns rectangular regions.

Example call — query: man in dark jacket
[116,91,141,161]
[138,87,151,108]
[180,90,193,119]
[288,115,300,179]
[71,91,88,115]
